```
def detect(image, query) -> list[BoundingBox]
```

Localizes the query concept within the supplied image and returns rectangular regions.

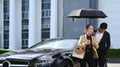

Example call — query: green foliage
[0,49,13,54]
[107,49,120,58]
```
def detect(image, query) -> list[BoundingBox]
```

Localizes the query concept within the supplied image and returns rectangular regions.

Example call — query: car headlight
[0,53,11,60]
[35,55,54,66]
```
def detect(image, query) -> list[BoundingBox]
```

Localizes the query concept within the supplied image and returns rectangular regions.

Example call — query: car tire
[60,61,73,67]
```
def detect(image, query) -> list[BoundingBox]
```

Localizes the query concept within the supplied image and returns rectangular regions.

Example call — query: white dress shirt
[95,30,104,43]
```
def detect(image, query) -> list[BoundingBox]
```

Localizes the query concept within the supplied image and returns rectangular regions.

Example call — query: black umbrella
[68,8,107,24]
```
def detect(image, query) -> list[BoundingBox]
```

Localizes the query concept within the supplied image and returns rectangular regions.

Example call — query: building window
[4,13,9,19]
[22,39,28,49]
[3,0,9,49]
[22,11,29,19]
[42,3,50,9]
[22,30,28,49]
[42,18,50,24]
[4,39,9,49]
[4,31,9,39]
[22,19,29,25]
[42,10,50,17]
[41,0,51,41]
[4,30,9,49]
[41,28,50,41]
[42,0,50,2]
[21,0,29,49]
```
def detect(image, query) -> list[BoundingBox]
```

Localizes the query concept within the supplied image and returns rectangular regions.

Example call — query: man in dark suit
[94,23,111,67]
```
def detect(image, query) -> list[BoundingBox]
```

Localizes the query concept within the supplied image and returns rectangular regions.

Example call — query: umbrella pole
[86,18,87,25]
[72,18,74,21]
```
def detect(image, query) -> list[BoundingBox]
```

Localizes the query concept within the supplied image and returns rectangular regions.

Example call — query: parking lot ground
[107,63,120,67]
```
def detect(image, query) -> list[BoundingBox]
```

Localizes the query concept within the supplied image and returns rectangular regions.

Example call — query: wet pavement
[107,58,120,67]
[108,63,120,67]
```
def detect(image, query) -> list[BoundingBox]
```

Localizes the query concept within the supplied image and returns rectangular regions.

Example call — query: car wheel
[60,61,73,67]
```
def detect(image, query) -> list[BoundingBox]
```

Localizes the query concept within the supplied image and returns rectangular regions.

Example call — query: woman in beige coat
[78,24,99,67]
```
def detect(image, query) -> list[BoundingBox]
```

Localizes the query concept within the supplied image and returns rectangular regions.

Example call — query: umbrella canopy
[68,8,107,18]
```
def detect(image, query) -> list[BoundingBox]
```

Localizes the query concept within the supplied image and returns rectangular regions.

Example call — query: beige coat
[77,34,99,58]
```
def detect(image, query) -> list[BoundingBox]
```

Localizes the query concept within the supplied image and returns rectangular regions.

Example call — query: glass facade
[21,0,29,49]
[41,0,51,41]
[3,0,9,49]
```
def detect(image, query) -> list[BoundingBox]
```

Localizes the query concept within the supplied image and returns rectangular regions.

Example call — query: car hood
[5,53,44,60]
[0,48,73,60]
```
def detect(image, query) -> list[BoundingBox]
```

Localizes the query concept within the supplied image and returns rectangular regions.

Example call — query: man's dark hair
[100,22,107,29]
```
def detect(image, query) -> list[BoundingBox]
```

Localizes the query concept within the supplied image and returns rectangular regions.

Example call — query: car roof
[30,38,78,48]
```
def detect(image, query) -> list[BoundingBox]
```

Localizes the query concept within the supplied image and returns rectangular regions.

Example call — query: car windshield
[31,39,78,49]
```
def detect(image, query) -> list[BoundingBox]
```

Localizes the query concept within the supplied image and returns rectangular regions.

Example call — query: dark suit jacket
[94,30,111,54]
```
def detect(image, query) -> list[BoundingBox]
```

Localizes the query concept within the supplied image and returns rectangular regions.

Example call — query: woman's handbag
[72,46,85,59]
[93,47,99,58]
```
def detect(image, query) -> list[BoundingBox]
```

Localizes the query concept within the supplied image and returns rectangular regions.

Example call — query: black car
[0,38,81,67]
